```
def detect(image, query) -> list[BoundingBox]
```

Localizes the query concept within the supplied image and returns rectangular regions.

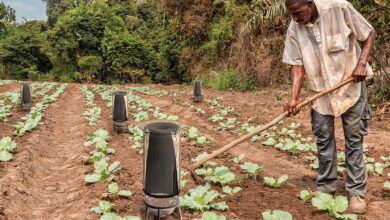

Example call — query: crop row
[82,128,141,220]
[0,83,46,121]
[81,86,101,126]
[0,80,14,87]
[14,83,67,136]
[0,83,67,162]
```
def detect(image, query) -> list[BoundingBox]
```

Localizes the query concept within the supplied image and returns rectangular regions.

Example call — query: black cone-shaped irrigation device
[112,91,129,132]
[142,121,182,220]
[192,80,204,102]
[20,82,32,110]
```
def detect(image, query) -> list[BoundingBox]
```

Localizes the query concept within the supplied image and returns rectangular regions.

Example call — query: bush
[200,16,234,60]
[0,31,52,79]
[202,69,256,92]
[101,30,158,82]
[77,56,103,82]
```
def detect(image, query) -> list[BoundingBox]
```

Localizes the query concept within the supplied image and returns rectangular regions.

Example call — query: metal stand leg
[157,209,160,220]
[177,206,182,220]
[145,206,149,218]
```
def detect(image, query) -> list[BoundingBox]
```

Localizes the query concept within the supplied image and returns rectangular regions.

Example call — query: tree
[42,0,89,26]
[0,2,16,22]
[0,29,52,79]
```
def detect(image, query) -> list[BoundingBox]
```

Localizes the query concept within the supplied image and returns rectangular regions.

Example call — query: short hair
[285,0,310,7]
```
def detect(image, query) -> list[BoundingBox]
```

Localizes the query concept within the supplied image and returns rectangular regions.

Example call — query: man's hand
[352,63,367,82]
[284,98,300,117]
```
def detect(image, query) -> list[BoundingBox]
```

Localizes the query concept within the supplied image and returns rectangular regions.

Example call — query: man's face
[287,2,312,24]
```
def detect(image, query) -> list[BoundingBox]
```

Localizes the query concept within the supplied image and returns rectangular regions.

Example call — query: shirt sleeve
[282,21,303,66]
[343,2,374,41]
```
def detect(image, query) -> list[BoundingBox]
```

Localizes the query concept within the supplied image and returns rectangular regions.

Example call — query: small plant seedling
[232,154,245,164]
[383,180,390,189]
[195,166,236,186]
[262,137,276,146]
[311,192,358,220]
[0,136,17,162]
[264,175,289,188]
[180,184,228,212]
[306,155,319,170]
[85,158,120,183]
[133,111,148,122]
[380,155,390,161]
[128,125,143,144]
[193,152,217,167]
[193,212,226,220]
[180,171,189,188]
[262,210,292,220]
[83,107,102,126]
[240,162,263,180]
[197,136,208,146]
[90,200,115,214]
[84,129,109,147]
[222,186,242,196]
[209,114,224,123]
[298,190,315,203]
[188,127,199,138]
[217,118,237,131]
[82,151,106,164]
[289,122,300,129]
[219,107,234,116]
[195,108,205,114]
[187,127,208,146]
[374,162,390,175]
[102,182,133,198]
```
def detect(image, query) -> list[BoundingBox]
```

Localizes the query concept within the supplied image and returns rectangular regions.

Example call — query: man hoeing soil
[283,0,376,214]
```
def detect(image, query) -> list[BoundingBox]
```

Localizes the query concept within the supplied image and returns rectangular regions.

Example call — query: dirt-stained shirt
[282,0,374,116]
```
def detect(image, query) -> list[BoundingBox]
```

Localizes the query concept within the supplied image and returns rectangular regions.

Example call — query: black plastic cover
[113,91,128,122]
[144,122,180,197]
[193,80,202,97]
[21,83,32,105]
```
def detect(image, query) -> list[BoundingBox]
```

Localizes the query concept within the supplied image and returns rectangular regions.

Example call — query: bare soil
[0,82,389,220]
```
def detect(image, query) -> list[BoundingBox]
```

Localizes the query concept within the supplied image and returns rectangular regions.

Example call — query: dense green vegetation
[0,0,388,102]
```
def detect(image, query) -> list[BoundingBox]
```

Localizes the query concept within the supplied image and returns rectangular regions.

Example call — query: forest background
[0,0,388,107]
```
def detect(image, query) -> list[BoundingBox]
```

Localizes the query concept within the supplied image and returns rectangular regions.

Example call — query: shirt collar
[305,0,321,27]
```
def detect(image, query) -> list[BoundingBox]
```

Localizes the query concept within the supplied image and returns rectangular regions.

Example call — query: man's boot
[349,196,366,214]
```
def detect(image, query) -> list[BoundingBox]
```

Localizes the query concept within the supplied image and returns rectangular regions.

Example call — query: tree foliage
[0,0,387,104]
[0,2,16,22]
[0,21,51,79]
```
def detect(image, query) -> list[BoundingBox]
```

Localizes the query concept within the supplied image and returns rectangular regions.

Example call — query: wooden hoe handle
[191,77,355,170]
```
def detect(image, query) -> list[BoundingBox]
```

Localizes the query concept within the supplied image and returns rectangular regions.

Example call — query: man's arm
[352,30,376,82]
[284,65,305,116]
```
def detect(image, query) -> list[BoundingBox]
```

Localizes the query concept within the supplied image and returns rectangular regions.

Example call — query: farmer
[282,0,375,214]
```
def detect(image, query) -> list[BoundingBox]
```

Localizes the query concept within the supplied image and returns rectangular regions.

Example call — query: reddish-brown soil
[0,82,389,220]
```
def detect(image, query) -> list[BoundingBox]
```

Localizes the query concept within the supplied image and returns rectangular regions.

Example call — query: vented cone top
[21,83,32,106]
[193,80,202,97]
[144,121,180,134]
[112,91,128,122]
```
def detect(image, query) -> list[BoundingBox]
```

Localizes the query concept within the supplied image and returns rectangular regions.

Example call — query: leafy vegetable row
[82,128,141,220]
[81,85,101,126]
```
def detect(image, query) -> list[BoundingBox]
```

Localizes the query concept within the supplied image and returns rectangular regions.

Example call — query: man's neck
[309,2,319,23]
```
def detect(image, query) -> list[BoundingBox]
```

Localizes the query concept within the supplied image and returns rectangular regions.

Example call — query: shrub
[77,55,103,82]
[202,69,256,92]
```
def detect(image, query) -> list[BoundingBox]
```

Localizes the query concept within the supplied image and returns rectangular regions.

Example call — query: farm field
[0,80,389,220]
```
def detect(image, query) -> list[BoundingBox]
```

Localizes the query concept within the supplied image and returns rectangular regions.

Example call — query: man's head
[285,0,317,25]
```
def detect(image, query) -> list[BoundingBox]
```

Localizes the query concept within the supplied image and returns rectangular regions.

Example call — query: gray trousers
[311,82,371,197]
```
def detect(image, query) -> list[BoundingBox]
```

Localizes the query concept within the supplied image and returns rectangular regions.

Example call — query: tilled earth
[0,82,389,220]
